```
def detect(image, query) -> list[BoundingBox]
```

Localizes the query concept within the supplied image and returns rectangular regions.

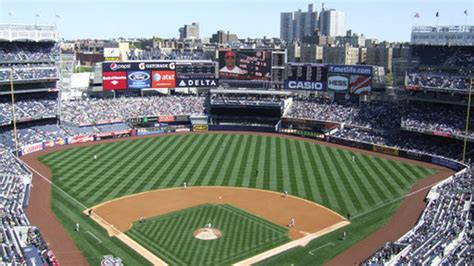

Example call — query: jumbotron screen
[218,50,272,81]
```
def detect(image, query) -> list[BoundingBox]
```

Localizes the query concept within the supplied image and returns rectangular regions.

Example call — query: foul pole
[10,67,19,158]
[462,77,473,163]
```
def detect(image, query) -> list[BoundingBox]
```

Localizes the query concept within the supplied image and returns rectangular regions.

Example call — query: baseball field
[20,132,453,265]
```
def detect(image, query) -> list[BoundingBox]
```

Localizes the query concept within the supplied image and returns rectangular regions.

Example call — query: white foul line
[20,159,88,210]
[352,180,442,219]
[86,230,102,244]
[308,242,335,255]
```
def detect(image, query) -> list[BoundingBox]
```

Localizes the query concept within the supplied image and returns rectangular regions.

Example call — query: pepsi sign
[127,71,151,88]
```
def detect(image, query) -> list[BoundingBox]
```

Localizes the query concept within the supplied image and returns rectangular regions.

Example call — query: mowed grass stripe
[274,137,285,192]
[205,134,235,186]
[223,135,247,187]
[255,136,268,189]
[326,148,364,212]
[151,134,201,188]
[214,135,241,186]
[77,138,159,201]
[127,136,188,193]
[170,134,216,187]
[353,154,390,203]
[321,146,357,214]
[240,135,258,188]
[92,135,178,202]
[373,157,408,193]
[248,136,262,188]
[71,139,151,200]
[288,139,308,199]
[360,155,399,199]
[283,139,300,195]
[302,142,326,204]
[337,149,377,207]
[229,135,252,187]
[187,134,226,186]
[316,145,348,213]
[262,137,273,189]
[293,141,319,203]
[53,141,125,186]
[233,135,252,187]
[307,144,337,209]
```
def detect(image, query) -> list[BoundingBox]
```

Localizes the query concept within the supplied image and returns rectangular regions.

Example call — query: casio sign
[286,81,324,90]
[128,71,150,81]
[328,76,349,91]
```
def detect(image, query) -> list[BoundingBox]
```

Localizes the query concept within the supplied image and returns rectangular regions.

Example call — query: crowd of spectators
[0,96,58,125]
[0,146,57,264]
[0,65,58,83]
[286,98,401,130]
[0,42,59,63]
[411,45,474,68]
[402,102,474,139]
[211,94,284,106]
[406,72,470,91]
[61,95,206,124]
[332,128,472,161]
[363,169,472,265]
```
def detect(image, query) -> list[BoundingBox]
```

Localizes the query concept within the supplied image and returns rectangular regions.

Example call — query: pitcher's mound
[193,228,222,240]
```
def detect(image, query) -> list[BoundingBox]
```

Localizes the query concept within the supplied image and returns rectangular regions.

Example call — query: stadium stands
[363,169,472,265]
[61,95,206,124]
[285,98,401,130]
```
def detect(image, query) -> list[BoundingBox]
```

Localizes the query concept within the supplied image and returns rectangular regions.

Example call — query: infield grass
[39,133,437,265]
[126,204,290,265]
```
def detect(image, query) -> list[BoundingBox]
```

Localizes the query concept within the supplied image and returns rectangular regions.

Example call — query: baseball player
[75,223,80,232]
[284,191,288,198]
[94,154,97,160]
[343,231,347,240]
[183,182,187,189]
[289,218,295,227]
[352,155,355,162]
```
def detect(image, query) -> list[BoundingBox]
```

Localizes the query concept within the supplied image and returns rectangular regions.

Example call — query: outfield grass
[39,133,436,265]
[126,204,290,265]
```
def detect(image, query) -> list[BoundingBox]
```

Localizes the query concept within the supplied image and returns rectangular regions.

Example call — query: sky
[0,0,472,42]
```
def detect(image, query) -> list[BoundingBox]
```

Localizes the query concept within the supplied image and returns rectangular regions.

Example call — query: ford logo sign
[128,71,150,81]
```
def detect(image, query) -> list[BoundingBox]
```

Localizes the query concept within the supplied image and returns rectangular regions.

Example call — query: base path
[89,186,347,240]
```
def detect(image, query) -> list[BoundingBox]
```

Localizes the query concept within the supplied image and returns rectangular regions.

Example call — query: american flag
[414,12,420,18]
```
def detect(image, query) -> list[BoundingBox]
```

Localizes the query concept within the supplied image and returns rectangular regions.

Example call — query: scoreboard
[176,62,216,79]
[287,63,327,82]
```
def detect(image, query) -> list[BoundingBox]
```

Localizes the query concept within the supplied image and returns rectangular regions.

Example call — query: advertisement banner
[431,157,463,171]
[284,80,325,90]
[127,71,151,89]
[327,74,349,92]
[432,131,451,137]
[103,62,175,72]
[285,63,327,90]
[102,71,127,90]
[158,116,175,122]
[349,75,372,94]
[69,135,94,144]
[174,115,189,122]
[43,140,55,148]
[218,50,272,81]
[21,142,43,155]
[55,138,67,146]
[175,78,218,88]
[175,128,191,132]
[151,70,176,88]
[328,64,373,76]
[372,145,399,156]
[104,48,120,58]
[193,124,208,132]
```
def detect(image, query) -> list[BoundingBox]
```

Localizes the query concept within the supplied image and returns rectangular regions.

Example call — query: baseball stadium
[0,8,472,266]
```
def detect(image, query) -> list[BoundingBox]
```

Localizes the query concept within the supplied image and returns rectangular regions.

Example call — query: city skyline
[0,0,472,42]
